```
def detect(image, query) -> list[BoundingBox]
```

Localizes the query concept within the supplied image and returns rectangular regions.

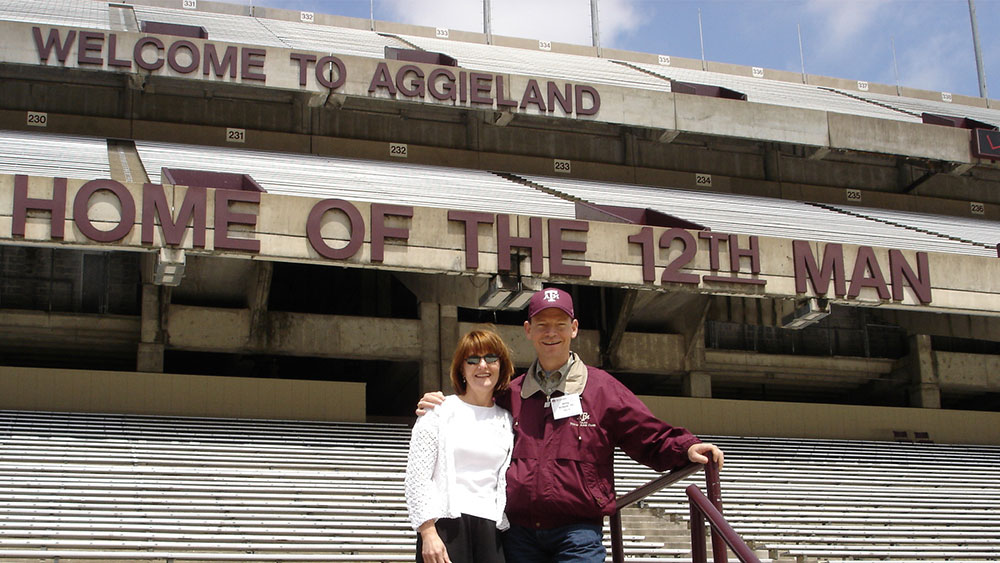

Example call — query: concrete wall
[642,394,1000,445]
[0,366,366,421]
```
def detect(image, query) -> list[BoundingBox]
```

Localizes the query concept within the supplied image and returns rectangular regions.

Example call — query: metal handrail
[609,459,760,563]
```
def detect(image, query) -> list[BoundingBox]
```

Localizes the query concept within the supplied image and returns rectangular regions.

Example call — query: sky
[221,0,998,100]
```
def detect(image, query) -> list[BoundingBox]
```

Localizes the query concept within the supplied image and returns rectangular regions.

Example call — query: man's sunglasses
[465,354,500,365]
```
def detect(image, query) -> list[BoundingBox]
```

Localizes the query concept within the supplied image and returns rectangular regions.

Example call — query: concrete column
[439,305,459,394]
[137,284,164,372]
[419,302,442,397]
[683,371,712,398]
[908,334,941,409]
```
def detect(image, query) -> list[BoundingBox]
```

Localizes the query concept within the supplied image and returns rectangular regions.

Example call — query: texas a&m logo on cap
[528,287,575,319]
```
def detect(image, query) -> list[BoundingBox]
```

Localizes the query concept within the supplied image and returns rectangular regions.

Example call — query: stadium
[0,0,999,561]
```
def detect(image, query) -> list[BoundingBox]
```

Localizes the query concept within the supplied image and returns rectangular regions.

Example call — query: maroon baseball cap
[528,288,575,319]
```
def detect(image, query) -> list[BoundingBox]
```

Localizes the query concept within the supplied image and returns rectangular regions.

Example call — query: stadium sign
[972,129,1000,161]
[3,175,976,312]
[22,25,600,118]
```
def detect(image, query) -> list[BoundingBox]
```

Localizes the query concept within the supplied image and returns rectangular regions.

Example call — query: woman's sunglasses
[465,354,500,365]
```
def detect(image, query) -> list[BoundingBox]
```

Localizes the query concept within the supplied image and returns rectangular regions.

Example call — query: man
[419,287,723,562]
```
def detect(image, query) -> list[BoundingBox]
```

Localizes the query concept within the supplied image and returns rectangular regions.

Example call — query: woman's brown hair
[449,328,514,396]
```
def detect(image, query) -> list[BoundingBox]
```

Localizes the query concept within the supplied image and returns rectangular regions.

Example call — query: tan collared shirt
[521,352,588,399]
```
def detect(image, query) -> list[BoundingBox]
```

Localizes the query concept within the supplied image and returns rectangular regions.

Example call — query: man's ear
[570,319,579,338]
[523,320,532,337]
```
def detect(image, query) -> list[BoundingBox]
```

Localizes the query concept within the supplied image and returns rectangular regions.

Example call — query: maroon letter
[428,68,457,101]
[448,210,494,269]
[547,81,573,114]
[240,48,266,81]
[793,240,846,297]
[213,190,260,252]
[77,31,104,66]
[73,179,136,242]
[141,184,207,248]
[574,84,600,116]
[368,62,397,95]
[167,40,200,74]
[496,215,543,273]
[889,249,932,304]
[32,27,76,63]
[205,44,238,77]
[370,203,413,263]
[13,175,66,239]
[395,65,425,98]
[729,235,760,274]
[470,73,493,105]
[699,231,729,271]
[628,227,655,282]
[495,75,518,108]
[316,55,346,89]
[107,34,131,68]
[847,246,890,299]
[520,79,546,111]
[306,199,364,260]
[134,37,164,71]
[548,219,590,277]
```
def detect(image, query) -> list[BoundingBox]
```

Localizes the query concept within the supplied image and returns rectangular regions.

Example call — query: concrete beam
[165,305,423,360]
[420,302,442,396]
[683,371,712,398]
[907,334,941,409]
[601,289,637,369]
[937,351,1000,392]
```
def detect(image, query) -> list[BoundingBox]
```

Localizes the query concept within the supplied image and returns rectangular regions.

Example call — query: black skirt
[416,513,505,563]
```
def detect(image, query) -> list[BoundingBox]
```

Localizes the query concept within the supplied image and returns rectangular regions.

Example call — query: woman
[405,328,515,563]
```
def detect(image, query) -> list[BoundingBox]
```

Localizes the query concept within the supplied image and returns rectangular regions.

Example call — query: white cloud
[804,0,893,62]
[378,0,641,47]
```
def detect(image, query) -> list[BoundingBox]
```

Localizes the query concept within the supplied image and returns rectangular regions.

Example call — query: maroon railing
[609,460,760,563]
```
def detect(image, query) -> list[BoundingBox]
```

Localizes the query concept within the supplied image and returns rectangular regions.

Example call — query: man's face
[524,308,579,371]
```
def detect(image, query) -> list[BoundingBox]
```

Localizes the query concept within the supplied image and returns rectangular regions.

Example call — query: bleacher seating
[0,410,998,562]
[517,173,999,258]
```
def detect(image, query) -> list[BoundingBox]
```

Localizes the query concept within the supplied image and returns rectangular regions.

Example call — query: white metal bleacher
[1,410,998,562]
[393,33,675,93]
[134,140,577,219]
[0,0,108,30]
[619,60,921,124]
[254,17,408,59]
[816,203,1000,253]
[826,88,1000,129]
[130,4,290,48]
[518,174,997,258]
[0,129,111,180]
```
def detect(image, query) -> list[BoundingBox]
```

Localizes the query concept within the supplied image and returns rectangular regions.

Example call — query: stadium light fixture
[479,274,541,310]
[781,298,830,330]
[153,248,186,287]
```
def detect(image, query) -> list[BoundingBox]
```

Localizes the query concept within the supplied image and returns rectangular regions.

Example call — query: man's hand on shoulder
[687,443,724,470]
[415,391,445,416]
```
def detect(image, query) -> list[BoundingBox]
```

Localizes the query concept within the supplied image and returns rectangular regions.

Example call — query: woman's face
[462,350,501,394]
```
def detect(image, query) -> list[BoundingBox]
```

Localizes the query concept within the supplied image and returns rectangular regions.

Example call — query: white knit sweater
[404,395,513,531]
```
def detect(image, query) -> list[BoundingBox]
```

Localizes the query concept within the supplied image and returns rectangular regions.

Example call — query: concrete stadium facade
[2,0,1000,444]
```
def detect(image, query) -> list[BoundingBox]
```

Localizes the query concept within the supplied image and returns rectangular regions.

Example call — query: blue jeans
[502,522,605,563]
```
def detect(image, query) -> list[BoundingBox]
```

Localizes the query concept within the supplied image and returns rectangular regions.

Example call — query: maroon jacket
[496,365,701,529]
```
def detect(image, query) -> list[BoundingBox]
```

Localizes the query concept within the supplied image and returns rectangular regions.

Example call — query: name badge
[550,393,583,420]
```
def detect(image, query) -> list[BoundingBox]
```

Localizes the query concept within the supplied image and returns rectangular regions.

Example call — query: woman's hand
[418,520,451,563]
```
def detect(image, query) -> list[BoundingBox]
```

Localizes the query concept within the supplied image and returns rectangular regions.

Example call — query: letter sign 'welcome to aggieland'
[29,27,601,117]
[9,176,934,306]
